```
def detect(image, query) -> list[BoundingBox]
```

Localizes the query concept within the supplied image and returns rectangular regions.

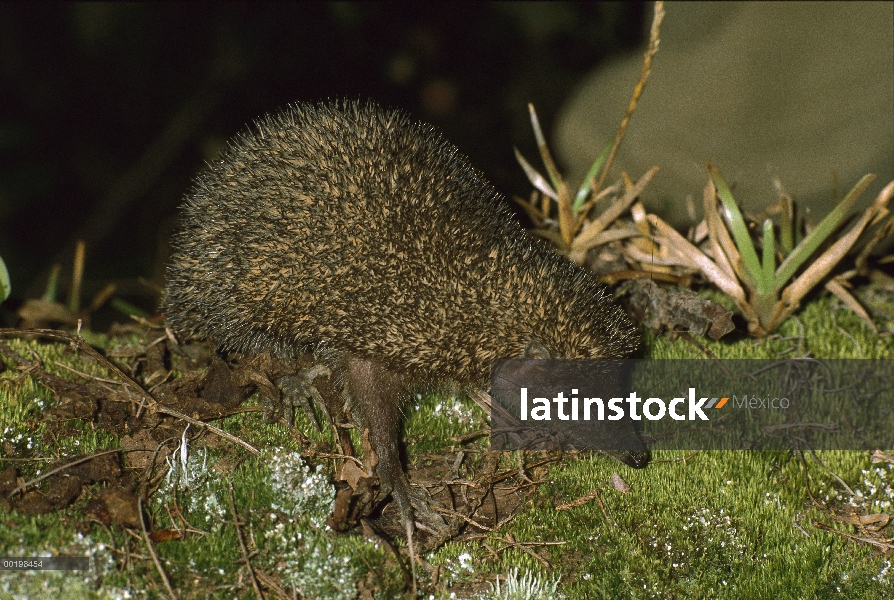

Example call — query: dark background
[0,2,645,329]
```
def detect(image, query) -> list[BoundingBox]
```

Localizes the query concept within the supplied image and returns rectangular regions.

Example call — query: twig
[69,240,85,314]
[138,496,179,600]
[51,360,124,385]
[253,571,291,600]
[555,488,601,512]
[594,1,665,194]
[478,534,566,568]
[7,448,123,499]
[361,519,413,591]
[433,507,492,532]
[795,450,821,509]
[593,488,617,528]
[806,449,855,497]
[649,451,700,464]
[812,521,894,551]
[0,328,259,456]
[228,481,263,600]
[792,510,811,538]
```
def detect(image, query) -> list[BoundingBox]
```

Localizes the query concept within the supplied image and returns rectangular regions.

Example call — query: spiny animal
[163,100,646,567]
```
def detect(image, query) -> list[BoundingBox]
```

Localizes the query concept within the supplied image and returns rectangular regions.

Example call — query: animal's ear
[523,339,551,360]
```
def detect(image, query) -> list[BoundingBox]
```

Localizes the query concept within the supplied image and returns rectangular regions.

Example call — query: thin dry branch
[0,328,260,455]
[139,496,179,600]
[594,1,665,194]
[228,481,264,600]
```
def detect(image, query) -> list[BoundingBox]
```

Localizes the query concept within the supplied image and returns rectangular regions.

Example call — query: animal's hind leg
[343,355,417,591]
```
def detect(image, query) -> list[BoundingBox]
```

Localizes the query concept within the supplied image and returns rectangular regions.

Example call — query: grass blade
[779,192,794,255]
[826,278,876,333]
[703,181,739,282]
[514,147,557,200]
[774,174,875,288]
[0,255,9,302]
[573,137,614,213]
[761,219,775,295]
[708,162,761,288]
[647,213,747,306]
[528,104,563,191]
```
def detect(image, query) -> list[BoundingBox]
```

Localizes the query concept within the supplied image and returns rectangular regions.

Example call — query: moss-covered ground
[0,292,891,599]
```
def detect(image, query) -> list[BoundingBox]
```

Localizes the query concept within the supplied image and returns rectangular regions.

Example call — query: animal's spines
[163,100,637,383]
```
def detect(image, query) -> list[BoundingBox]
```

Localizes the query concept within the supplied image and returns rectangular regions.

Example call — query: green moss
[1,291,892,598]
[463,291,893,599]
